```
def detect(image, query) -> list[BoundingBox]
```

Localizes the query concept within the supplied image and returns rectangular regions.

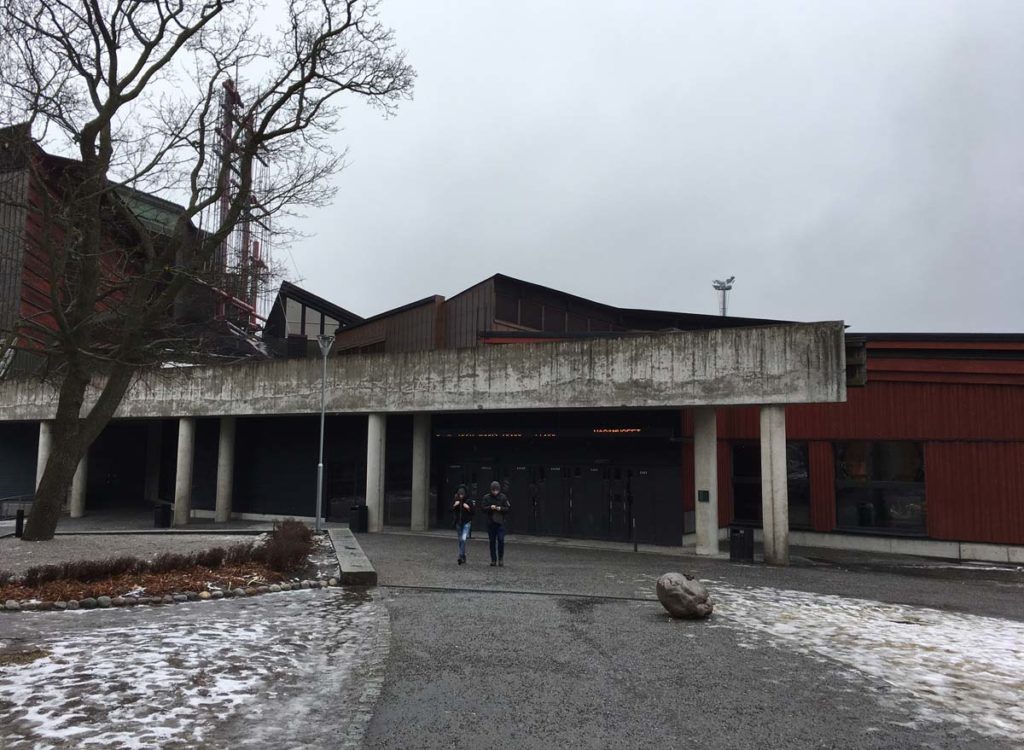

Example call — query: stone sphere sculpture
[656,572,714,619]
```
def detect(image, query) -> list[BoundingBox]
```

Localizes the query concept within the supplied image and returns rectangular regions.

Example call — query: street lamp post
[315,334,335,534]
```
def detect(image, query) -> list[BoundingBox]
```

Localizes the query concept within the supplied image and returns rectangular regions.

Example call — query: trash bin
[729,525,754,562]
[349,504,368,534]
[154,503,172,529]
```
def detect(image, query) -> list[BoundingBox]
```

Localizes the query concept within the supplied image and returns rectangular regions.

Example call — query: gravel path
[0,534,255,575]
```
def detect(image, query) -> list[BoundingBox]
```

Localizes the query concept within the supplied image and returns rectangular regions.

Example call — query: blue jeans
[488,522,505,562]
[457,522,472,559]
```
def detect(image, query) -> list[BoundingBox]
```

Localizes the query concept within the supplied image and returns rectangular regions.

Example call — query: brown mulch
[0,562,286,603]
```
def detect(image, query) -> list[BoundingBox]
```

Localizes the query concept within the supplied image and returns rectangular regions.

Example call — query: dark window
[542,305,566,332]
[567,312,588,332]
[495,294,519,324]
[835,442,925,534]
[520,299,543,329]
[731,442,811,528]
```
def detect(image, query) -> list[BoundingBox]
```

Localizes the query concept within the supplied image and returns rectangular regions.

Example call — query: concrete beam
[173,417,195,526]
[0,323,847,421]
[410,413,431,531]
[215,416,235,523]
[365,413,386,532]
[693,407,719,555]
[760,405,789,565]
[70,453,88,518]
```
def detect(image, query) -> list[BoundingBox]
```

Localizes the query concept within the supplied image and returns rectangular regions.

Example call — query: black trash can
[154,503,173,529]
[349,504,368,534]
[729,525,754,562]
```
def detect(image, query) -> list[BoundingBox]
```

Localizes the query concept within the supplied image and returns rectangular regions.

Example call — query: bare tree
[0,0,414,540]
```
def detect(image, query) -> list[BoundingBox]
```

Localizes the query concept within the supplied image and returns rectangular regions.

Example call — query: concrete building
[0,272,1021,564]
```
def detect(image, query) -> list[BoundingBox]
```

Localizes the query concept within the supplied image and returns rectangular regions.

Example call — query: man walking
[452,485,475,565]
[483,481,511,567]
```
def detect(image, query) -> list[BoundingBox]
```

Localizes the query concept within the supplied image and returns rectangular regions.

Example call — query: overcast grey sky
[288,0,1023,332]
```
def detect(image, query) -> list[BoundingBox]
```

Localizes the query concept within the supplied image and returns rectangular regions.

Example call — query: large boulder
[656,572,714,619]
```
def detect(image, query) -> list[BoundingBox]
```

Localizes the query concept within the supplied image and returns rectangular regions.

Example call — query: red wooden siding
[925,442,1024,545]
[716,382,1024,442]
[808,441,836,532]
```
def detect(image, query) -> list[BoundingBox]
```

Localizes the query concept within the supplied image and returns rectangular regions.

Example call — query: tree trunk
[21,364,136,541]
[20,418,83,541]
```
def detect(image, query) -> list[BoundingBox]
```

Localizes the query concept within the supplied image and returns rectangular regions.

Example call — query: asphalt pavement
[359,532,1023,749]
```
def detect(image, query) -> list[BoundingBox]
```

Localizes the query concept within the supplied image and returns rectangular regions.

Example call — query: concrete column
[693,407,719,555]
[365,413,386,532]
[215,416,236,523]
[144,421,162,504]
[410,413,431,531]
[35,421,53,490]
[760,405,789,565]
[173,417,195,526]
[70,453,88,518]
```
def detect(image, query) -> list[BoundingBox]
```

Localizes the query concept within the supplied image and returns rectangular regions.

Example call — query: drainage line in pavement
[379,583,655,603]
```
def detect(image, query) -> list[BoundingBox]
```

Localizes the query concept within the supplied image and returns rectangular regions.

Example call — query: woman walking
[452,485,475,565]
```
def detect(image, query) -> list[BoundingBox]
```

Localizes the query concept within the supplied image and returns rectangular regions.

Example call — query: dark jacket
[452,496,475,526]
[482,492,510,525]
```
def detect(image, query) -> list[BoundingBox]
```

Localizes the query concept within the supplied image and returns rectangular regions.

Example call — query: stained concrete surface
[360,532,1023,749]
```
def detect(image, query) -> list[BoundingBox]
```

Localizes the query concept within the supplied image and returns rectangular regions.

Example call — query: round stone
[111,597,126,607]
[198,591,212,600]
[256,585,270,595]
[656,572,714,620]
[300,581,312,590]
[244,587,258,597]
[211,590,224,600]
[54,601,68,611]
[5,600,22,611]
[269,584,281,593]
[328,578,339,587]
[96,596,112,608]
[20,601,38,611]
[79,598,97,610]
[162,595,175,605]
[186,592,200,601]
[172,594,188,603]
[232,588,247,598]
[67,600,80,610]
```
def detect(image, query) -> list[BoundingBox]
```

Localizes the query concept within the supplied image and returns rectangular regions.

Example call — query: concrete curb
[327,528,378,586]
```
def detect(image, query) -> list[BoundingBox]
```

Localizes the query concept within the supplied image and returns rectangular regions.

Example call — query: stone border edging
[327,528,377,586]
[2,577,343,613]
[1,529,352,614]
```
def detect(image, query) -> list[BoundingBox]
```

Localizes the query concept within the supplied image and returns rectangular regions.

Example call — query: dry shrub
[23,564,64,587]
[194,547,227,569]
[149,552,191,574]
[257,520,314,573]
[224,543,254,566]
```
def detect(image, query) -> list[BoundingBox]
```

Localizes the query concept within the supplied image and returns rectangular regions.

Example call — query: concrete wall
[0,322,846,420]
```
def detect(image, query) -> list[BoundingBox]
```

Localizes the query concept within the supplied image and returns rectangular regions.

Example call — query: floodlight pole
[712,276,736,317]
[315,334,335,534]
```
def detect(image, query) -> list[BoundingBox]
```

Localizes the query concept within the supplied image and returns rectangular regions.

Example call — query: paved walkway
[359,532,1024,749]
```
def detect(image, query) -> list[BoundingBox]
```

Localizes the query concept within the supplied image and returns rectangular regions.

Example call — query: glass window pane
[788,482,811,529]
[732,444,761,479]
[786,443,808,481]
[873,442,924,482]
[837,441,871,481]
[733,482,762,523]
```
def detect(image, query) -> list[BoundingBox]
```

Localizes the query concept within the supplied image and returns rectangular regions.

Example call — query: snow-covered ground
[0,589,389,749]
[636,576,1024,741]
